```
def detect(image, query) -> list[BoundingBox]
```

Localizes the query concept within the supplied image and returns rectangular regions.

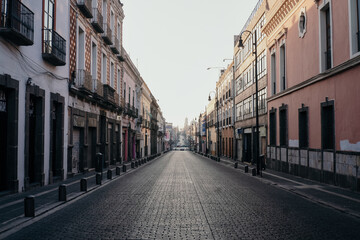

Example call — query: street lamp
[238,30,261,176]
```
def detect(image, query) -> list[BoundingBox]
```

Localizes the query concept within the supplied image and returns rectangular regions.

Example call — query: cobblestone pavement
[3,151,360,239]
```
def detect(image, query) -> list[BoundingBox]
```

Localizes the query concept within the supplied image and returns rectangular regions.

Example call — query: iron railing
[111,35,119,54]
[91,8,103,33]
[76,0,93,18]
[75,69,92,91]
[102,23,112,45]
[42,29,66,66]
[0,0,34,45]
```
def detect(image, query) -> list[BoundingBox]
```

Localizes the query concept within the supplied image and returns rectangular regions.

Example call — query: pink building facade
[264,0,360,190]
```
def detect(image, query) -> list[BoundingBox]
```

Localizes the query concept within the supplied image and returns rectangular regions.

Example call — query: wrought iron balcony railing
[103,84,115,103]
[42,29,66,66]
[92,78,97,92]
[110,35,119,54]
[101,23,112,45]
[76,0,93,18]
[91,8,103,33]
[0,0,34,45]
[75,69,92,91]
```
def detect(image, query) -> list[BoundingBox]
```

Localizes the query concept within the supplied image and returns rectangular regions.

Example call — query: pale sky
[122,0,258,128]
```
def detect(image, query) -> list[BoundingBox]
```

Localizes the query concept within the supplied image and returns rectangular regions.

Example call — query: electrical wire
[0,37,69,81]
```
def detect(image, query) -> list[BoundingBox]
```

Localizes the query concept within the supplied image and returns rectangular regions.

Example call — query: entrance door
[115,124,120,163]
[0,88,8,191]
[87,127,96,169]
[243,133,252,162]
[72,128,81,173]
[28,96,37,183]
[108,123,114,166]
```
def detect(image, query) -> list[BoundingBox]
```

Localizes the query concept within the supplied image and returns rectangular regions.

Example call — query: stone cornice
[262,0,301,37]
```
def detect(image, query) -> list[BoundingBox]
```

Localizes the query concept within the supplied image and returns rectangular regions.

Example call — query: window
[236,75,243,95]
[254,14,266,44]
[321,98,334,149]
[124,82,126,100]
[257,51,267,79]
[258,87,267,115]
[349,0,360,56]
[102,0,107,22]
[110,10,114,31]
[132,90,135,106]
[298,8,307,38]
[44,0,55,31]
[243,96,253,119]
[77,27,85,70]
[236,102,242,121]
[298,105,309,148]
[320,2,332,71]
[269,108,276,145]
[271,51,276,95]
[280,43,286,91]
[279,104,288,147]
[91,42,97,78]
[117,69,121,95]
[128,87,130,103]
[43,0,55,50]
[117,22,121,45]
[102,53,107,84]
[110,62,114,87]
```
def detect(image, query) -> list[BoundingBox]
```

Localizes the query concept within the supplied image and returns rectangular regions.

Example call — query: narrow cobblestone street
[3,152,359,239]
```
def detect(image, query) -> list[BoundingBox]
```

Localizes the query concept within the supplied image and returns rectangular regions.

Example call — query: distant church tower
[184,117,189,131]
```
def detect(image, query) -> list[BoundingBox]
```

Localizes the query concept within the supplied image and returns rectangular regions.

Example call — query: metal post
[254,30,261,176]
[24,195,35,217]
[232,64,236,161]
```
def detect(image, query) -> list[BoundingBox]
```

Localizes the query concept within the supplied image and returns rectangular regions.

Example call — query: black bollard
[122,164,127,172]
[131,162,135,168]
[116,167,121,175]
[59,184,67,201]
[252,168,257,176]
[96,173,102,185]
[24,195,35,217]
[107,169,112,179]
[245,165,249,173]
[234,162,238,168]
[80,178,87,191]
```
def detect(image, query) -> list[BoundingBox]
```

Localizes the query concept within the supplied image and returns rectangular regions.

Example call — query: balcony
[76,0,93,18]
[117,46,125,61]
[0,0,34,45]
[74,69,92,92]
[91,8,103,33]
[42,29,66,66]
[103,84,115,103]
[92,78,97,92]
[110,35,119,54]
[101,23,112,45]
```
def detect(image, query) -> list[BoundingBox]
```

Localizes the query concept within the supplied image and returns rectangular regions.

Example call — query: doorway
[243,133,252,162]
[0,87,8,191]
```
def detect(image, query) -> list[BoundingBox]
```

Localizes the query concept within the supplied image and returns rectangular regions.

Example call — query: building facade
[216,65,235,159]
[121,47,140,162]
[140,81,151,157]
[0,0,69,192]
[206,97,217,156]
[68,0,125,176]
[234,0,268,163]
[264,0,360,190]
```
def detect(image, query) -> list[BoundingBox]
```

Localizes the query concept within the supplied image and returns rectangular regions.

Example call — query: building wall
[0,0,69,192]
[264,0,360,190]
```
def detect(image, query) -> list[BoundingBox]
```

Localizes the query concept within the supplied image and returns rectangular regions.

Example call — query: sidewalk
[0,154,163,236]
[196,152,360,219]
